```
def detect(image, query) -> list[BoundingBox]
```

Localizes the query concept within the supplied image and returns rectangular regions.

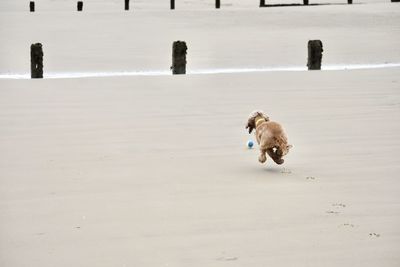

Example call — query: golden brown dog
[246,111,292,165]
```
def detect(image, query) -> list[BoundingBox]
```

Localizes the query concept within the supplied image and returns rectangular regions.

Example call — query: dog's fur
[246,111,292,164]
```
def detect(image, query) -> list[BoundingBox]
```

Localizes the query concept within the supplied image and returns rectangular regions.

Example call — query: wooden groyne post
[171,0,175,10]
[31,43,43,79]
[260,0,265,7]
[216,0,221,8]
[303,0,309,5]
[348,0,353,4]
[171,41,187,75]
[77,1,83,11]
[307,40,323,70]
[30,1,35,12]
[125,0,130,10]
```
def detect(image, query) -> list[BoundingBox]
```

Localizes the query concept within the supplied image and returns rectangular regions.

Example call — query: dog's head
[245,110,269,134]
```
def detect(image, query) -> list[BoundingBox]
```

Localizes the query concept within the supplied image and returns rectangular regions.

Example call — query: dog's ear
[247,110,264,134]
[245,123,254,134]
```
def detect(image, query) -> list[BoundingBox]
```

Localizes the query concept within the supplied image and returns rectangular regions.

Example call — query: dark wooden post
[77,1,83,11]
[171,41,187,75]
[348,0,352,3]
[216,0,220,8]
[31,43,43,79]
[307,40,323,70]
[171,0,175,9]
[125,0,129,10]
[30,1,35,12]
[391,0,399,2]
[260,0,265,7]
[303,0,309,5]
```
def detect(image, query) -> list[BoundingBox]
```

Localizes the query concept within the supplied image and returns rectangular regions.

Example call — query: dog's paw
[258,154,267,163]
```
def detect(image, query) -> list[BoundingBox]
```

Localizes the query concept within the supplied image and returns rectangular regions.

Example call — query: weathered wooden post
[31,43,43,79]
[307,40,323,70]
[260,0,265,7]
[348,0,352,4]
[303,0,309,5]
[171,0,175,9]
[30,1,35,12]
[77,1,83,11]
[171,41,187,75]
[216,0,220,8]
[125,0,129,10]
[391,0,399,2]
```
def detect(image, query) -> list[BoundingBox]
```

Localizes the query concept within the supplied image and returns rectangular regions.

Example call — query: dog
[246,111,292,165]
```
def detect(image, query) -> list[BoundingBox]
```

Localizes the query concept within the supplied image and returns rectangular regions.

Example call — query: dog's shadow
[263,166,293,175]
[263,167,283,173]
[238,164,292,177]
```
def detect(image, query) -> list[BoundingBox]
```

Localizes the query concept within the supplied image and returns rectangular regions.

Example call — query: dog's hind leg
[267,148,284,165]
[258,149,267,164]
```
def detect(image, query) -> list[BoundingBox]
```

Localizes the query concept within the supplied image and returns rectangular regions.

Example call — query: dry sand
[1,1,400,267]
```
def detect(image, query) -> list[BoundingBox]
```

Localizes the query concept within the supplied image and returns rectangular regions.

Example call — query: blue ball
[247,140,254,148]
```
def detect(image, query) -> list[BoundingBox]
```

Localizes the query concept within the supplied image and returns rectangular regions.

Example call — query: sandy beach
[1,1,400,266]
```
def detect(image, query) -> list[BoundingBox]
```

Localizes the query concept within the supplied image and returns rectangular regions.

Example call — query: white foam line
[45,70,171,79]
[0,70,170,80]
[188,66,306,74]
[323,63,400,70]
[1,63,399,79]
[191,63,400,74]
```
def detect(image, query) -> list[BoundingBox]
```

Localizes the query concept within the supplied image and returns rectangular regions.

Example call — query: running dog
[246,111,292,165]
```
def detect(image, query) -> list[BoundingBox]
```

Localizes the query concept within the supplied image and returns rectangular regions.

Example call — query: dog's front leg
[258,149,267,163]
[267,148,284,165]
